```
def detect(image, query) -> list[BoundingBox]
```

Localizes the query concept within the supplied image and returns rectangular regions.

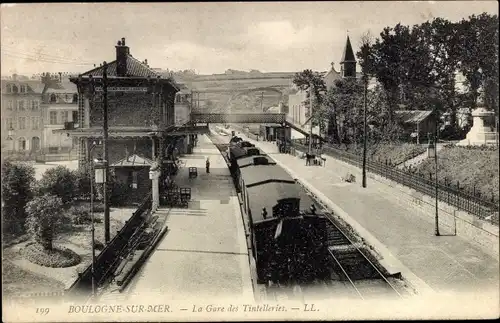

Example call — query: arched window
[18,137,27,151]
[12,85,18,93]
[50,93,57,103]
[31,137,40,151]
[6,84,13,93]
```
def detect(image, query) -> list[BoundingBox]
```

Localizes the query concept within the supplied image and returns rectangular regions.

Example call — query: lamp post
[362,74,368,188]
[427,131,440,236]
[308,82,314,154]
[100,62,111,244]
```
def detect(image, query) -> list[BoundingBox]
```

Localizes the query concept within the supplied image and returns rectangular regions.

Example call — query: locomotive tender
[227,139,329,284]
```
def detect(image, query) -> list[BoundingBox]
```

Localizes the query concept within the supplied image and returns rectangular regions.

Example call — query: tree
[324,78,365,145]
[1,161,36,233]
[456,14,498,110]
[37,166,77,204]
[367,24,417,122]
[292,69,328,134]
[25,194,63,251]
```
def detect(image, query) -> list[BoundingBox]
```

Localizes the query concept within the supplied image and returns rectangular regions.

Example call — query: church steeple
[340,35,356,78]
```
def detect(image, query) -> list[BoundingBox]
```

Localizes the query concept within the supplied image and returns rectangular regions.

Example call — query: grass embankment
[413,145,499,202]
[326,142,427,166]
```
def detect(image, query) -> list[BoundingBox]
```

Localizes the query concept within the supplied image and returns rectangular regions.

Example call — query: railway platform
[232,129,499,300]
[116,134,253,303]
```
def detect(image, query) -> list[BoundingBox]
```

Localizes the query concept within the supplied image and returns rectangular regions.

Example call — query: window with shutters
[7,118,15,130]
[18,137,27,150]
[31,117,40,129]
[50,111,58,124]
[18,117,26,130]
[60,111,69,123]
[18,100,25,111]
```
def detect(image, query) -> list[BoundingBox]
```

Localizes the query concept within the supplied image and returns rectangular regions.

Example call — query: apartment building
[1,74,44,154]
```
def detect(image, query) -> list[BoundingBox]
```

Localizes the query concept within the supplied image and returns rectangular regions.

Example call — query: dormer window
[50,93,57,103]
[72,94,78,103]
[20,85,26,93]
[12,85,18,93]
[6,84,13,93]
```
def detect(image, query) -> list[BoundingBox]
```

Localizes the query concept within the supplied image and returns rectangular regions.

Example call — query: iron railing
[65,193,152,297]
[290,140,498,225]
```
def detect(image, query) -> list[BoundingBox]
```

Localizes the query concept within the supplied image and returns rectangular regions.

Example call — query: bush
[21,242,81,268]
[94,240,105,250]
[25,194,64,251]
[74,170,92,199]
[38,166,77,203]
[71,205,104,224]
[1,161,36,234]
[71,205,91,225]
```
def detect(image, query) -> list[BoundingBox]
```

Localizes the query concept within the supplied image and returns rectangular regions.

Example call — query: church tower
[340,35,356,79]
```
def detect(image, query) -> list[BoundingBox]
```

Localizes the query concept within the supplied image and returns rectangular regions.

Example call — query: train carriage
[237,157,329,284]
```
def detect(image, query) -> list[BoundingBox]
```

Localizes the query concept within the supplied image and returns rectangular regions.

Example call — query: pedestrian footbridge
[189,113,325,141]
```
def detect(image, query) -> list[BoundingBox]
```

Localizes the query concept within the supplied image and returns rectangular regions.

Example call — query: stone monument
[458,107,498,146]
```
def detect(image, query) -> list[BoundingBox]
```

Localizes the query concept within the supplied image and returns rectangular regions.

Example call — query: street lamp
[427,132,440,236]
[281,122,287,153]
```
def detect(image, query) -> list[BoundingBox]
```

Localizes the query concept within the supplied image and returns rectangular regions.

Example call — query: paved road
[236,132,499,298]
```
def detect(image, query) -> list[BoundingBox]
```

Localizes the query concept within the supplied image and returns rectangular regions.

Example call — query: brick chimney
[115,37,130,77]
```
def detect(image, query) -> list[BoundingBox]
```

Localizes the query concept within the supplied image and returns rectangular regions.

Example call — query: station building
[59,38,202,205]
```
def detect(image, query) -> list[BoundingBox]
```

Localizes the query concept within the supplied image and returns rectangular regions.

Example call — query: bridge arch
[225,86,286,112]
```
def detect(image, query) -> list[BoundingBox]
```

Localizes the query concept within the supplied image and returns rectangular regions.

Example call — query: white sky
[1,2,497,76]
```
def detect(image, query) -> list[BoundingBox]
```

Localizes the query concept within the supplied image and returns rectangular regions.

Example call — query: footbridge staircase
[189,112,326,141]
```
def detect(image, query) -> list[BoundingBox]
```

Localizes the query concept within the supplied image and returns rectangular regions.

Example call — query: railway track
[209,128,404,301]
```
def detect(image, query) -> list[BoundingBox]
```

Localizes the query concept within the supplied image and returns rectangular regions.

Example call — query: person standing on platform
[206,157,210,174]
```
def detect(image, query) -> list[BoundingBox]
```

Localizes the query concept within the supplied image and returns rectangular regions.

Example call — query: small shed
[111,154,153,205]
[394,110,436,143]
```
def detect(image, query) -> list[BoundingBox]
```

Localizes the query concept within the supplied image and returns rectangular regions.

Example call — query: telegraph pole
[260,91,264,112]
[308,82,313,154]
[362,75,368,188]
[434,113,440,236]
[103,61,110,243]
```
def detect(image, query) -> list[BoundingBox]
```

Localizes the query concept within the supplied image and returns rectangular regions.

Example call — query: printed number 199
[36,308,50,315]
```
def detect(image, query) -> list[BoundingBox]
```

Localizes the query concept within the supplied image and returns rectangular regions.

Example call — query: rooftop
[395,110,434,124]
[239,163,295,187]
[111,154,153,167]
[81,55,160,78]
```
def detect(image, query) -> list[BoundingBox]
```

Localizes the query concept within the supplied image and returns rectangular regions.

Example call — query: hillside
[413,145,499,202]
